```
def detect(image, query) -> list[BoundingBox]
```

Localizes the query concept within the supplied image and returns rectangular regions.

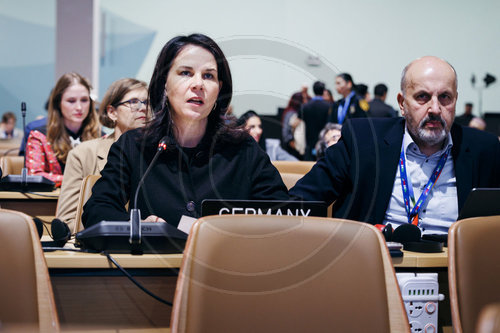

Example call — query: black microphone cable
[23,191,59,198]
[40,246,175,306]
[102,251,174,306]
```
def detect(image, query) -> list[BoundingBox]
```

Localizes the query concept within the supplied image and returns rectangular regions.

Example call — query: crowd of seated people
[1,33,498,241]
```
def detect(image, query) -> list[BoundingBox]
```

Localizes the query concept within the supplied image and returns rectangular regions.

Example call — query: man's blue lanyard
[399,145,451,226]
[337,92,355,124]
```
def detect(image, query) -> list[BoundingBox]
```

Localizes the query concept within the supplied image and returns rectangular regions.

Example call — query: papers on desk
[387,241,404,258]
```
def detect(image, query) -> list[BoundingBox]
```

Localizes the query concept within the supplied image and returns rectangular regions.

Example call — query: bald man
[290,56,500,235]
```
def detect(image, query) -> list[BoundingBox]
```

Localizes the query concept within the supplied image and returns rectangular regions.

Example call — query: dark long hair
[143,33,244,148]
[237,110,266,150]
[337,73,355,94]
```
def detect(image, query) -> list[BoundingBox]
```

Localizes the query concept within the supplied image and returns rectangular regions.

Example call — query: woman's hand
[143,215,166,222]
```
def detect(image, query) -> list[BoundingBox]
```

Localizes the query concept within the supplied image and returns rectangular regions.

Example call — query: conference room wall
[1,0,499,125]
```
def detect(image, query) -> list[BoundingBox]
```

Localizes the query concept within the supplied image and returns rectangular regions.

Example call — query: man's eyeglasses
[115,98,148,111]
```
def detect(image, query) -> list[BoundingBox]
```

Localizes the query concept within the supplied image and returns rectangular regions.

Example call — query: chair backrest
[476,303,500,333]
[271,160,315,175]
[279,172,303,190]
[0,155,24,175]
[448,216,500,333]
[0,139,20,157]
[0,209,59,331]
[171,215,409,333]
[74,174,101,233]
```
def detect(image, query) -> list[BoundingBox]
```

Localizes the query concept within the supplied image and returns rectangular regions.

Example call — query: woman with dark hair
[328,73,368,124]
[281,92,306,158]
[26,72,101,186]
[238,110,297,161]
[57,78,148,232]
[83,33,288,228]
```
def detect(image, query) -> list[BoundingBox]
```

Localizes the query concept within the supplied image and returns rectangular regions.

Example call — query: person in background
[468,117,487,131]
[369,83,397,118]
[299,81,330,160]
[56,78,148,233]
[323,88,335,104]
[18,98,50,155]
[239,110,298,161]
[282,92,306,159]
[25,72,101,186]
[329,73,368,124]
[300,84,311,104]
[83,33,288,228]
[355,83,371,102]
[291,56,499,235]
[314,123,342,160]
[322,88,335,122]
[0,112,22,139]
[454,102,474,127]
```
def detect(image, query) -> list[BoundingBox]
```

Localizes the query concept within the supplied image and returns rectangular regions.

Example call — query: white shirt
[383,127,458,235]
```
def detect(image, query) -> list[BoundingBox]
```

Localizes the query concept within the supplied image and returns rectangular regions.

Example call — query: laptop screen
[201,200,328,218]
[457,188,500,220]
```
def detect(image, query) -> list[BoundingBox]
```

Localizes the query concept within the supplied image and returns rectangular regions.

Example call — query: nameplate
[201,200,327,218]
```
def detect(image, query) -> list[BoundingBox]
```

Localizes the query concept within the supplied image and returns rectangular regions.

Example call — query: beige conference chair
[476,303,500,333]
[448,216,500,333]
[271,160,315,175]
[0,209,59,332]
[0,155,24,175]
[171,215,410,332]
[74,174,101,234]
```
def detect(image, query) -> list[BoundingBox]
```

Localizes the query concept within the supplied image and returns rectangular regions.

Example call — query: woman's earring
[212,102,217,111]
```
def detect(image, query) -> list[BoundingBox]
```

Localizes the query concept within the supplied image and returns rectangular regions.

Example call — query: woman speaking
[83,34,288,228]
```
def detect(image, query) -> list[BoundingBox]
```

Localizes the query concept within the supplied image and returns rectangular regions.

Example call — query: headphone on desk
[33,217,71,248]
[375,223,444,253]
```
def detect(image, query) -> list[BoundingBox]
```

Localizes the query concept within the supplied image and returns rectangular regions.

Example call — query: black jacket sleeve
[289,124,353,205]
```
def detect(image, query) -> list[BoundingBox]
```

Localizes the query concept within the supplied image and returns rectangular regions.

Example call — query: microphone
[21,102,28,185]
[0,102,55,191]
[129,136,169,250]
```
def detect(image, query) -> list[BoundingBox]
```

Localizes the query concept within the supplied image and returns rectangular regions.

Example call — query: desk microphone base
[0,175,55,192]
[75,221,187,254]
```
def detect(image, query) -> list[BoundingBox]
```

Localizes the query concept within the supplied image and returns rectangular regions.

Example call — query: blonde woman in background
[26,72,101,186]
[56,78,148,233]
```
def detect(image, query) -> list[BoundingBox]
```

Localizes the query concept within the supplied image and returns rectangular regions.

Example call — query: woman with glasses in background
[26,72,101,187]
[56,78,148,233]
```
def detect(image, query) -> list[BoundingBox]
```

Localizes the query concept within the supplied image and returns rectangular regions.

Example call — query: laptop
[201,199,327,218]
[457,188,500,220]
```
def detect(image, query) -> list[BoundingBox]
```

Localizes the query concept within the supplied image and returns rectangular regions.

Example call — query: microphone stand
[21,102,28,187]
[129,137,168,254]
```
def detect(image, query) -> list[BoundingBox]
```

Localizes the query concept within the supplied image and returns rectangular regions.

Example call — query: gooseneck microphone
[0,102,54,191]
[129,137,169,247]
[21,102,28,186]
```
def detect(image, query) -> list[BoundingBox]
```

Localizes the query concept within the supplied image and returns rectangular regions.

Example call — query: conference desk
[45,246,449,331]
[0,189,59,224]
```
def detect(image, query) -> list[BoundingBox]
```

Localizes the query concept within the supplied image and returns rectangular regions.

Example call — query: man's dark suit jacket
[368,98,396,118]
[299,98,330,159]
[290,117,500,225]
